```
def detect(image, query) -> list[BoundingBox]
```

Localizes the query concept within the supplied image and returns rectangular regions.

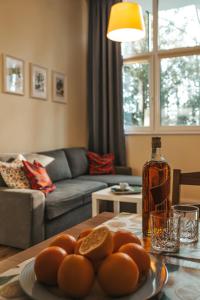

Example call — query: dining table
[0,212,199,300]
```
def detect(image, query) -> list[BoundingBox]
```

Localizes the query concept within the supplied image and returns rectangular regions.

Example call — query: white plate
[19,256,168,300]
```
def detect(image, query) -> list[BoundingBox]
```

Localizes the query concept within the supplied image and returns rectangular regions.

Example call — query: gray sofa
[0,147,142,249]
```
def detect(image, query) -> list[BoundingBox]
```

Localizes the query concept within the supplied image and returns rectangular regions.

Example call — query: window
[123,62,150,129]
[122,0,200,133]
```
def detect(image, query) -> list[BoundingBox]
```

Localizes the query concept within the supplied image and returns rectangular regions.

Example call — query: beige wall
[0,0,88,153]
[126,135,200,201]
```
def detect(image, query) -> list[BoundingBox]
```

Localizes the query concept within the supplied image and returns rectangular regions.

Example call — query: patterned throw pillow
[87,151,115,175]
[0,157,30,189]
[22,160,56,196]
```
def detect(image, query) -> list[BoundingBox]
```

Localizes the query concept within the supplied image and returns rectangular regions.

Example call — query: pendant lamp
[107,2,145,42]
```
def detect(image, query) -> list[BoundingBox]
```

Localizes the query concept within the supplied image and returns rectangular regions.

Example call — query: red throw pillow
[22,160,56,196]
[87,151,115,175]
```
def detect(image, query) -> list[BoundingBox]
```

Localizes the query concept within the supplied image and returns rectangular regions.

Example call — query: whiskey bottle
[142,137,171,237]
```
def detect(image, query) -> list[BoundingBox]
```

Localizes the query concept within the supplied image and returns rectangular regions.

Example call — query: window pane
[160,55,200,126]
[122,0,153,57]
[123,62,150,129]
[159,1,200,49]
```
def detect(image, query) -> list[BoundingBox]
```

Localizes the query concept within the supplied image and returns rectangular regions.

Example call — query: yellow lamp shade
[107,2,145,42]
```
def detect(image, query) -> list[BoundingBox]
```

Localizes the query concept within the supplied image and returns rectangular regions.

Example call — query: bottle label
[150,177,170,211]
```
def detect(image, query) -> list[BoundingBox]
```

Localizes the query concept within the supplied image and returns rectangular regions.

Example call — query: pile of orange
[34,226,150,298]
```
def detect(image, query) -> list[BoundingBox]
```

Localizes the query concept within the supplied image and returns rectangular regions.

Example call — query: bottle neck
[151,147,164,161]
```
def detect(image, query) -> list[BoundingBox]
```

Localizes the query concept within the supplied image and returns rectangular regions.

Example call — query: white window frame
[123,55,154,134]
[123,0,200,135]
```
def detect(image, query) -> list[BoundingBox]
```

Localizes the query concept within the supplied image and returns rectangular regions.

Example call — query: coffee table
[92,186,142,216]
[0,212,113,274]
[0,213,200,300]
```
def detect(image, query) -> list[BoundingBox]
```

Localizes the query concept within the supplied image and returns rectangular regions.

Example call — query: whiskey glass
[150,211,180,252]
[172,205,199,243]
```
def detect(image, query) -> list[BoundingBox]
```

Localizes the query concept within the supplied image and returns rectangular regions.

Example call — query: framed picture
[52,71,67,104]
[30,64,48,100]
[3,54,24,95]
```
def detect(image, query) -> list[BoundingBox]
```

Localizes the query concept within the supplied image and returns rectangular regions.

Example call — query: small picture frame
[3,54,25,95]
[52,71,67,104]
[30,64,48,100]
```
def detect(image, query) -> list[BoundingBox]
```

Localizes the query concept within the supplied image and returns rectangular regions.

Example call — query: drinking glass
[150,211,180,252]
[172,205,199,243]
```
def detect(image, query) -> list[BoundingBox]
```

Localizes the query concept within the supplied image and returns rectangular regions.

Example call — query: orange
[77,228,93,240]
[113,230,141,252]
[79,226,113,260]
[98,252,139,297]
[49,233,76,254]
[92,258,104,273]
[34,246,66,285]
[58,254,95,298]
[119,243,151,278]
[74,237,84,254]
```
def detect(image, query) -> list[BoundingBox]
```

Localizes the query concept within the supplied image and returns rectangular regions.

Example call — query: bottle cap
[152,137,161,148]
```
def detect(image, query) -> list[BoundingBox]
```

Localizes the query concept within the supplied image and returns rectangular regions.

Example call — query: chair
[172,169,200,205]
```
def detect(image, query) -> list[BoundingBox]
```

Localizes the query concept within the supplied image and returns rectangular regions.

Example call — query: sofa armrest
[115,166,132,175]
[0,188,45,249]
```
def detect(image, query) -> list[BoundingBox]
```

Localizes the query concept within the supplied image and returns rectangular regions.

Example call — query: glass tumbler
[172,205,199,243]
[150,211,180,252]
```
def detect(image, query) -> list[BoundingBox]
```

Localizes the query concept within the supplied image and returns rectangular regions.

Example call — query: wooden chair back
[172,169,200,205]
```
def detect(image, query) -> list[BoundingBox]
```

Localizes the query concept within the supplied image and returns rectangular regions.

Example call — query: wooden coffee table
[0,212,114,274]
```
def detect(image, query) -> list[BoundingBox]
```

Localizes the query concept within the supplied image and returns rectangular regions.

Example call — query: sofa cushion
[87,151,115,175]
[0,154,24,187]
[45,179,107,220]
[0,156,30,189]
[77,175,142,187]
[63,148,89,178]
[39,150,72,182]
[0,153,22,162]
[22,160,56,195]
[24,153,55,166]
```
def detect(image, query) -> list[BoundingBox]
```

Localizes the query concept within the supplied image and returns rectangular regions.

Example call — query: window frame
[123,55,154,134]
[123,0,200,135]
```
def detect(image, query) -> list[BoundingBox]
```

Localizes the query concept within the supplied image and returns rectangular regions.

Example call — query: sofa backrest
[39,149,72,182]
[63,147,89,178]
[0,148,89,186]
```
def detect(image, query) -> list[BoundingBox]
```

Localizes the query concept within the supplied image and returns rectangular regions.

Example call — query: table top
[92,186,142,200]
[103,213,200,269]
[0,212,200,300]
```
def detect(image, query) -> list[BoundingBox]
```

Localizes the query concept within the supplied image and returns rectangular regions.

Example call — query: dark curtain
[88,0,126,166]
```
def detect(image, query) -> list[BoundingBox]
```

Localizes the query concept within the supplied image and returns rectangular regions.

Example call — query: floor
[0,245,20,262]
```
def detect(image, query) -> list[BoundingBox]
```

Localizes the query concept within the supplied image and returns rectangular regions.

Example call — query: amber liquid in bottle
[142,139,171,237]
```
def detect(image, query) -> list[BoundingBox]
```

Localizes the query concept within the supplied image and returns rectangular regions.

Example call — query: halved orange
[74,237,84,255]
[77,228,93,240]
[79,226,113,260]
